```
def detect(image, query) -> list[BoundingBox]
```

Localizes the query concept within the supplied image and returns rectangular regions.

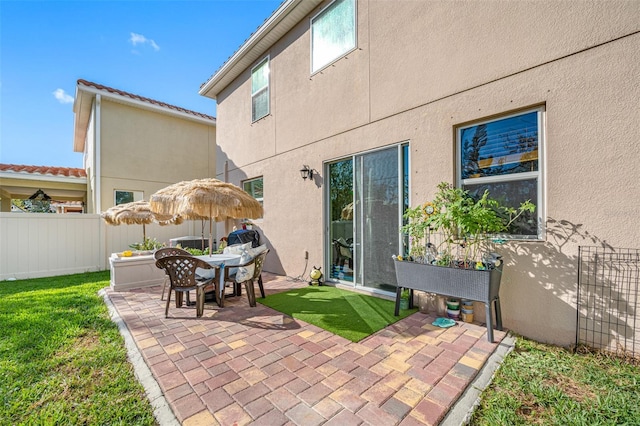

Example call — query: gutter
[199,0,323,99]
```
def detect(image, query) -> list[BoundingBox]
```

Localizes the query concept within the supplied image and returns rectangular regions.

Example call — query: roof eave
[73,87,93,153]
[199,0,323,100]
[73,81,217,153]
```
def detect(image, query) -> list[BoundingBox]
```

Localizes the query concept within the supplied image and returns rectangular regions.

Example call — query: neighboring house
[73,79,217,213]
[0,164,87,212]
[199,0,640,346]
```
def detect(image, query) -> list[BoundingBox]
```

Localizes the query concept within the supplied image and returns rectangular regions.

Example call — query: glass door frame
[323,142,409,293]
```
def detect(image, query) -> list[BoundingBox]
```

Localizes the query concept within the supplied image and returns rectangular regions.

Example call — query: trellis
[576,246,639,361]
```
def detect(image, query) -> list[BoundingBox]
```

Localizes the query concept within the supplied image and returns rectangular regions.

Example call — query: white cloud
[129,32,160,52]
[52,88,74,104]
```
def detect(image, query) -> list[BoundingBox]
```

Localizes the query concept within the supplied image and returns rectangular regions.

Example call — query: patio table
[195,254,241,304]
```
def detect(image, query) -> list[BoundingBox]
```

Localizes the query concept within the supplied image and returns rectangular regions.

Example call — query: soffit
[0,185,86,201]
[0,165,87,201]
[199,0,323,99]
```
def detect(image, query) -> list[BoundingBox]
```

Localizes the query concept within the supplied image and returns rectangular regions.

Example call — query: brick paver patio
[105,273,505,425]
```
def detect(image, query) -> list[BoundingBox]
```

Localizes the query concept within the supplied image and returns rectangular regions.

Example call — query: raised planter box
[109,253,165,291]
[393,259,503,342]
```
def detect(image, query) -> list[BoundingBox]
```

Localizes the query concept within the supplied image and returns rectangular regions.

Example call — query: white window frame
[114,190,143,206]
[456,107,545,240]
[310,0,357,74]
[243,176,264,220]
[251,56,270,122]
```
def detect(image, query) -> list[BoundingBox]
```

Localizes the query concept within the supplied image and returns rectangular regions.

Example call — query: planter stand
[393,259,503,342]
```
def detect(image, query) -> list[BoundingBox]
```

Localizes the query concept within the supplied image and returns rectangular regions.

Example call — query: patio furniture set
[155,243,270,318]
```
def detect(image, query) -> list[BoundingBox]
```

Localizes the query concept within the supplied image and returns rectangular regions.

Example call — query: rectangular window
[311,0,356,73]
[251,57,269,122]
[457,108,544,239]
[114,190,143,206]
[243,177,263,218]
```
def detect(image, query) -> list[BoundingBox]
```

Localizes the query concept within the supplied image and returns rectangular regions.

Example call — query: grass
[258,285,417,342]
[470,336,640,425]
[0,271,156,426]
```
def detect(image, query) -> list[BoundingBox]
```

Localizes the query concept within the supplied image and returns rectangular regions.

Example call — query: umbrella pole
[143,224,146,241]
[209,206,213,256]
[201,219,205,251]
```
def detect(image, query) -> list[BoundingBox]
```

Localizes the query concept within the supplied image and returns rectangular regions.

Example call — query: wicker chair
[333,238,353,270]
[155,247,192,301]
[224,249,269,307]
[155,255,220,318]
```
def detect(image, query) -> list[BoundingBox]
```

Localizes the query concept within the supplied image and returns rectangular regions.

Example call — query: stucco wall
[99,100,216,210]
[213,0,640,345]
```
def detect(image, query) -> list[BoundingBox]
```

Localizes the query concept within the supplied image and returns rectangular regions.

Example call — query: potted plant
[129,237,164,255]
[393,182,535,342]
[401,182,534,266]
[399,289,411,310]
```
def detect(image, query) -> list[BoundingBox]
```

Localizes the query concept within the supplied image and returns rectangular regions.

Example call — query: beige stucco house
[199,0,640,346]
[73,79,217,214]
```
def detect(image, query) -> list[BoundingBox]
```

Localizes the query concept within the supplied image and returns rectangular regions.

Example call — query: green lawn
[258,285,417,342]
[471,336,640,425]
[0,271,156,425]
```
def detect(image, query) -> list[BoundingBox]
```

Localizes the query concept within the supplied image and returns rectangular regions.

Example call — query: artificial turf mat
[258,285,417,342]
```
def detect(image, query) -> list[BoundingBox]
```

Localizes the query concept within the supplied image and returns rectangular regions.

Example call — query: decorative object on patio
[150,178,263,255]
[432,317,456,328]
[101,200,183,241]
[155,255,220,318]
[259,286,417,342]
[308,266,323,286]
[394,182,535,342]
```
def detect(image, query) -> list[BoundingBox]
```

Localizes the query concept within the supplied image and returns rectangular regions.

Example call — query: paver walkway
[105,273,506,425]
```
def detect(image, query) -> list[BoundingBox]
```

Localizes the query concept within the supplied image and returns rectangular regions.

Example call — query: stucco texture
[99,100,216,210]
[212,0,640,346]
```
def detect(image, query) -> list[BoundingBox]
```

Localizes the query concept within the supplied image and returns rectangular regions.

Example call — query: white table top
[195,254,241,266]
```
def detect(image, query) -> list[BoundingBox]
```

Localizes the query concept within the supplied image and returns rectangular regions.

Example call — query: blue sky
[0,0,282,168]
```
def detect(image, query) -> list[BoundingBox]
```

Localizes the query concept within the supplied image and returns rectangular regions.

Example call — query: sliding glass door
[326,144,409,292]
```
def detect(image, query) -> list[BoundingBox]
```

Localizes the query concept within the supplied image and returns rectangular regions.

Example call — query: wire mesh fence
[577,246,639,360]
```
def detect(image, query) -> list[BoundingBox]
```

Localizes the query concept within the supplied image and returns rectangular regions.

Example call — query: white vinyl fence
[0,213,199,281]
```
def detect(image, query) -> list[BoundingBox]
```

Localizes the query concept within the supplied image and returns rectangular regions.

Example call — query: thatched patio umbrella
[149,178,263,255]
[341,202,354,220]
[101,200,183,241]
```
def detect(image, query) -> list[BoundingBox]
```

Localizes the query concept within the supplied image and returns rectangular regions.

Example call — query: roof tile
[77,79,215,121]
[0,163,87,178]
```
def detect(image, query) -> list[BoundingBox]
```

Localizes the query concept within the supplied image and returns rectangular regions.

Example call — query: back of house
[199,0,640,347]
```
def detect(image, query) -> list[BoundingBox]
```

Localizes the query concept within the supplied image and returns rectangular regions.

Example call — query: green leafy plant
[402,182,535,268]
[183,247,206,256]
[129,237,164,251]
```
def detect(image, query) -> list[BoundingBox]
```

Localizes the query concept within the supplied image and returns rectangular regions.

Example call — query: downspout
[95,94,106,270]
[95,94,102,213]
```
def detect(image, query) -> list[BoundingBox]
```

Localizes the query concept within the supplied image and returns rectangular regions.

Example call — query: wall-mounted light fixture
[300,165,313,181]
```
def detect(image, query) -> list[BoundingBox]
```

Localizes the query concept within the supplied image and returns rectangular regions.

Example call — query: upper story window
[457,107,544,239]
[114,190,143,205]
[251,57,270,122]
[311,0,356,74]
[243,177,264,219]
